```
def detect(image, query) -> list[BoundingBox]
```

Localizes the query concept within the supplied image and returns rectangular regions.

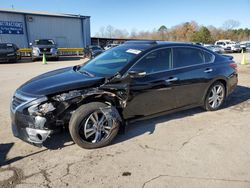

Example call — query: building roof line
[0,8,90,19]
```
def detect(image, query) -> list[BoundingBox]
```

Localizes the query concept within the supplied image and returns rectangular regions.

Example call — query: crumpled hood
[18,66,105,96]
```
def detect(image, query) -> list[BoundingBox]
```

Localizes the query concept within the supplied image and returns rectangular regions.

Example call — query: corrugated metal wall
[0,11,91,48]
[0,12,28,48]
[82,18,91,47]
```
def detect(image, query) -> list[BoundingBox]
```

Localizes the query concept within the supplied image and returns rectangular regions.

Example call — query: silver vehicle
[215,40,241,53]
[204,44,224,54]
[104,44,119,50]
[31,39,59,61]
[240,41,250,52]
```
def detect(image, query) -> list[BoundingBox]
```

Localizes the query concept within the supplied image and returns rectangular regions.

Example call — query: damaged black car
[10,41,238,149]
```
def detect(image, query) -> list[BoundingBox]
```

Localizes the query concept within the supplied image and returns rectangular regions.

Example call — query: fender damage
[11,81,129,146]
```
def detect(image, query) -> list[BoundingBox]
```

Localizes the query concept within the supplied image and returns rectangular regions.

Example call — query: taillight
[229,63,237,71]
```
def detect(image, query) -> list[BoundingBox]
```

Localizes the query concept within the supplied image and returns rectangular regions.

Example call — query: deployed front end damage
[10,93,56,146]
[11,84,128,146]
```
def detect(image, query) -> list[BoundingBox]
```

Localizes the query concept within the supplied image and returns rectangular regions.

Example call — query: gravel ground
[0,53,250,188]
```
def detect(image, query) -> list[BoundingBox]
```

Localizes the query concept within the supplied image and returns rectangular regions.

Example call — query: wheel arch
[80,94,121,108]
[202,77,228,102]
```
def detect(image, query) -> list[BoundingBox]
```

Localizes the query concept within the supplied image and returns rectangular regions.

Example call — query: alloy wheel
[208,84,225,109]
[79,110,112,143]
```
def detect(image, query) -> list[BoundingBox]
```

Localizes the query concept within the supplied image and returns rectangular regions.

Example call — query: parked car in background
[11,40,238,149]
[215,40,241,53]
[204,44,224,54]
[240,41,250,52]
[84,45,104,59]
[31,39,59,61]
[104,43,119,50]
[0,43,20,63]
[193,42,203,46]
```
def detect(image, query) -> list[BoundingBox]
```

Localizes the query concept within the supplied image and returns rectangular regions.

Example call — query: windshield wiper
[79,69,95,77]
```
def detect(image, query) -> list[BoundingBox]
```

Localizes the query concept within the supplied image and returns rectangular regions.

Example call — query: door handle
[204,68,213,73]
[166,77,178,82]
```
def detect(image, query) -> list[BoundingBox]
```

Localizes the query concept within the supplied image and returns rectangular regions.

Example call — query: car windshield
[79,45,144,77]
[0,44,15,52]
[34,40,55,45]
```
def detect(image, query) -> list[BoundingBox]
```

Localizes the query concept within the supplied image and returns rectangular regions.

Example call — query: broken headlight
[52,90,82,102]
[38,103,56,114]
[28,102,55,116]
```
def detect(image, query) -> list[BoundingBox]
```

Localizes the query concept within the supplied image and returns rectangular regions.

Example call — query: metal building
[0,9,91,48]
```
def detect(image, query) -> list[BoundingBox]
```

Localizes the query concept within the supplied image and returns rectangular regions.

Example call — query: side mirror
[128,70,146,78]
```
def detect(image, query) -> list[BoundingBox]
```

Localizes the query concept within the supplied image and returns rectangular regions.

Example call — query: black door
[123,48,179,119]
[170,47,214,108]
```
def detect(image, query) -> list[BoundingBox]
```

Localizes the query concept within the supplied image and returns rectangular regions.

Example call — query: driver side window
[131,48,171,74]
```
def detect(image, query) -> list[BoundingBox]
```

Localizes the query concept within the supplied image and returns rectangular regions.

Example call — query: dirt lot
[1,54,250,188]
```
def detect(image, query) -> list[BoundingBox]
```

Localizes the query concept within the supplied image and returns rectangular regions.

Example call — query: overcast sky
[1,0,250,36]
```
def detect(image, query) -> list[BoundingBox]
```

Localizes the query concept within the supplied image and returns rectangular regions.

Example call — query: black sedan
[0,43,20,63]
[83,45,104,59]
[10,41,237,149]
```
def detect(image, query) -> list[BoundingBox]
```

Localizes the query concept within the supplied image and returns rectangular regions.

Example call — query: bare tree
[99,26,105,37]
[222,19,240,30]
[95,21,249,42]
[130,28,138,39]
[106,25,114,38]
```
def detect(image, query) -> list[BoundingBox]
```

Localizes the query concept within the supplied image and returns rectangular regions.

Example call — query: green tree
[158,25,167,40]
[192,26,213,44]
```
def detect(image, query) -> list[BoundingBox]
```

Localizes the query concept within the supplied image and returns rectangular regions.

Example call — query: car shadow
[113,85,250,145]
[223,85,250,108]
[113,107,204,145]
[0,133,74,166]
[43,129,74,150]
[0,56,83,65]
[0,146,49,167]
[0,143,14,166]
[0,57,33,65]
[38,85,250,149]
[2,85,249,165]
[57,56,83,61]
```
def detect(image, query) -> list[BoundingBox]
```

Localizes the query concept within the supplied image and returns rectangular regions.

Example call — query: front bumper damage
[10,86,128,147]
[10,92,52,146]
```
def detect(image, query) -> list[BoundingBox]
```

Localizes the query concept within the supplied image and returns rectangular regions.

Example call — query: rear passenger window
[173,47,204,68]
[131,48,171,74]
[203,51,214,63]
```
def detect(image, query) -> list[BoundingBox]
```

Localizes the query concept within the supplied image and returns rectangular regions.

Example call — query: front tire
[31,56,36,62]
[69,102,120,149]
[204,82,226,111]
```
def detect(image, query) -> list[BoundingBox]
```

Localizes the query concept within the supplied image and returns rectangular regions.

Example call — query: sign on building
[0,21,24,34]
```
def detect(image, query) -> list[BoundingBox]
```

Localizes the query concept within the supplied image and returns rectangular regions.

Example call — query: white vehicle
[240,41,250,52]
[104,44,119,50]
[204,44,224,54]
[215,40,241,53]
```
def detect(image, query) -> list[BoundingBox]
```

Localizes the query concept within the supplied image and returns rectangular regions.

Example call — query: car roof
[123,40,203,49]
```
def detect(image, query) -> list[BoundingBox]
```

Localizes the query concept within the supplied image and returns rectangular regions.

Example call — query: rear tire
[204,82,226,111]
[69,102,120,149]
